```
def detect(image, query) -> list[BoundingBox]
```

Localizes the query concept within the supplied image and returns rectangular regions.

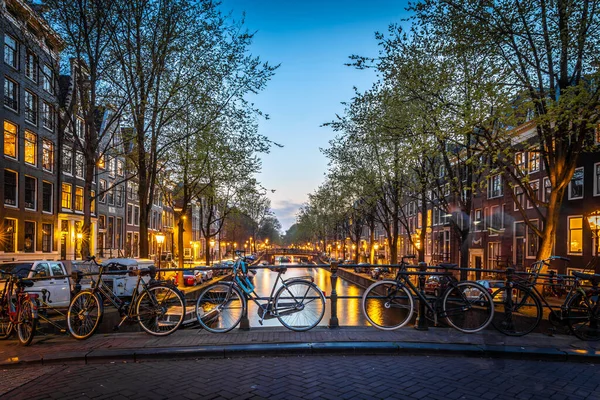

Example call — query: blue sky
[219,1,411,231]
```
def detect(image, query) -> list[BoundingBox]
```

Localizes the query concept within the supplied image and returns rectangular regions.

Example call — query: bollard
[239,291,250,330]
[328,262,339,328]
[414,261,429,331]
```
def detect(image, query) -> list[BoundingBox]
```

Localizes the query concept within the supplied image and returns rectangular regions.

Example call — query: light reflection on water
[246,265,369,327]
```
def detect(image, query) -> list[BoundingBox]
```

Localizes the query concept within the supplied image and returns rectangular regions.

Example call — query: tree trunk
[177,217,185,286]
[418,189,427,263]
[537,185,567,264]
[460,234,469,281]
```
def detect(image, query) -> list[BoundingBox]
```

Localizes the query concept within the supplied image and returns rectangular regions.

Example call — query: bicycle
[195,251,326,332]
[67,256,186,340]
[0,269,39,345]
[361,256,494,333]
[491,256,600,340]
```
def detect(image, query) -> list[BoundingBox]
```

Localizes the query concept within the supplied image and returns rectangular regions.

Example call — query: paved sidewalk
[1,325,599,367]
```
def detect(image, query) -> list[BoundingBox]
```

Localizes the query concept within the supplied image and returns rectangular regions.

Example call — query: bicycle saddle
[572,271,600,285]
[16,279,34,288]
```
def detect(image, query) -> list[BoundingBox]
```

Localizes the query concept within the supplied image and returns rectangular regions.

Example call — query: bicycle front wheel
[136,285,185,336]
[17,299,37,346]
[491,286,541,336]
[362,280,414,330]
[196,283,245,333]
[68,291,102,340]
[567,292,600,341]
[443,282,494,333]
[274,281,326,331]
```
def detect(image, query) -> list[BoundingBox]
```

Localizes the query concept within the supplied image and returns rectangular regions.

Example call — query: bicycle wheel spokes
[443,282,494,333]
[16,299,36,346]
[568,293,600,341]
[196,283,244,333]
[491,287,541,336]
[67,291,101,340]
[362,281,414,330]
[0,313,13,339]
[275,281,325,331]
[137,285,185,336]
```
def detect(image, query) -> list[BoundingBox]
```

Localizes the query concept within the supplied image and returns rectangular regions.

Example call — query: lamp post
[587,210,600,260]
[156,233,165,279]
[76,232,83,260]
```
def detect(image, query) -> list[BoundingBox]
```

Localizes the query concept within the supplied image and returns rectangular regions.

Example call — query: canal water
[246,265,370,328]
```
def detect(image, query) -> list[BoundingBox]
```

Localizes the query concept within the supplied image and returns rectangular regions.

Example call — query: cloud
[271,199,303,232]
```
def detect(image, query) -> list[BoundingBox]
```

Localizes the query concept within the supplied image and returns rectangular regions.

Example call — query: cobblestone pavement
[2,355,600,399]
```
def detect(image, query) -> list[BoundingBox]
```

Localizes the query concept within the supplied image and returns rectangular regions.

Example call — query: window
[107,186,114,205]
[134,205,140,226]
[24,221,35,252]
[24,176,36,210]
[514,186,524,211]
[569,167,584,200]
[515,152,526,175]
[4,78,18,110]
[116,185,124,207]
[42,102,54,130]
[4,35,18,68]
[3,219,16,252]
[61,183,72,209]
[568,216,583,254]
[107,217,114,249]
[98,155,105,169]
[543,177,552,202]
[75,186,83,211]
[527,221,539,258]
[42,64,53,93]
[24,91,38,125]
[76,117,84,139]
[116,218,123,249]
[75,152,84,178]
[474,209,482,231]
[90,190,96,214]
[42,224,52,252]
[4,169,17,206]
[108,157,115,177]
[24,131,37,165]
[99,179,106,203]
[488,242,501,269]
[595,163,600,196]
[127,204,133,225]
[99,215,106,230]
[25,50,37,82]
[529,151,540,173]
[62,147,73,174]
[42,181,52,213]
[117,160,124,176]
[42,139,54,171]
[3,120,17,158]
[487,174,503,198]
[490,205,503,232]
[527,180,539,209]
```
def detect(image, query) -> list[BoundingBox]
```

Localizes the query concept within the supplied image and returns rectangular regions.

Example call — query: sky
[219,1,412,231]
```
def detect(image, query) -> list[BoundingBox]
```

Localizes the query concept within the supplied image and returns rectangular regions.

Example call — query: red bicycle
[0,268,39,345]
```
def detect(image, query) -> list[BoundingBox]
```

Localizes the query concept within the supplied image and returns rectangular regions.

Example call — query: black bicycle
[67,256,186,339]
[362,256,494,333]
[195,251,326,332]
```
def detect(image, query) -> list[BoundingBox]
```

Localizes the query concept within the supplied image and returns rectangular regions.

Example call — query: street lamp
[587,210,600,258]
[156,233,165,279]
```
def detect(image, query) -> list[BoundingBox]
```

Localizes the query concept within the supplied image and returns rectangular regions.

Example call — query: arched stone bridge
[258,248,323,264]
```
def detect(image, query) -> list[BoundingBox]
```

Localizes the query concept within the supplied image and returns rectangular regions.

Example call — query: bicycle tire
[196,283,245,333]
[567,292,600,341]
[443,281,494,333]
[0,311,13,339]
[67,290,103,340]
[136,284,185,336]
[274,280,326,331]
[16,299,37,346]
[362,280,414,330]
[490,286,542,336]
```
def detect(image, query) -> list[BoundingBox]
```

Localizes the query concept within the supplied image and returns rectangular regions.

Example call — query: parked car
[371,266,390,280]
[194,265,213,281]
[354,263,369,274]
[0,261,71,307]
[424,275,450,297]
[174,269,202,286]
[476,280,505,294]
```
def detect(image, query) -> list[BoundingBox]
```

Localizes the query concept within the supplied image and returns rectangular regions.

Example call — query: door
[49,262,70,307]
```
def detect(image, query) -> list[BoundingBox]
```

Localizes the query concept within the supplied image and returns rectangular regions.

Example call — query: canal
[246,265,370,328]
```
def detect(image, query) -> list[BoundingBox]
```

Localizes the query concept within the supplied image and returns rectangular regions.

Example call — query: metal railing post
[328,262,339,328]
[414,261,429,331]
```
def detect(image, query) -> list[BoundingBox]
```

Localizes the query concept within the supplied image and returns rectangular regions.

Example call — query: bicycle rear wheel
[16,299,37,346]
[491,286,542,336]
[68,291,102,340]
[362,280,414,330]
[274,281,326,331]
[136,284,185,336]
[0,312,13,339]
[443,282,494,333]
[196,283,245,333]
[567,292,600,341]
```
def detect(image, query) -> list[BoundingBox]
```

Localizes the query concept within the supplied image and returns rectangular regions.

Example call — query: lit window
[3,219,16,252]
[24,131,36,165]
[528,151,540,173]
[24,221,35,253]
[3,120,17,158]
[61,183,72,209]
[42,140,54,171]
[98,155,105,169]
[569,167,584,200]
[568,216,583,254]
[91,190,96,214]
[75,186,84,211]
[515,152,526,175]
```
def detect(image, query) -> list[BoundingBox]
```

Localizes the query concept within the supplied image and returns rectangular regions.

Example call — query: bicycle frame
[0,274,39,327]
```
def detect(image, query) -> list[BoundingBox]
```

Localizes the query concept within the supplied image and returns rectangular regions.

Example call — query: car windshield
[0,263,33,277]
